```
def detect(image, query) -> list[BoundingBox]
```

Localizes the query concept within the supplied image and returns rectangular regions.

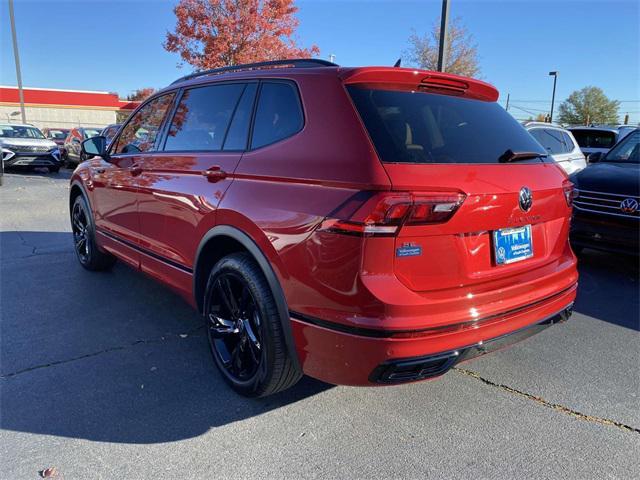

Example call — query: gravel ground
[1,170,639,479]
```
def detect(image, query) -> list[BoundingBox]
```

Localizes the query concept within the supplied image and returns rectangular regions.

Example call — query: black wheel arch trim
[69,179,92,214]
[194,225,301,373]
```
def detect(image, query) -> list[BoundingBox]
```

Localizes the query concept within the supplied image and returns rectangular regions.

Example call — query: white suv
[524,122,586,175]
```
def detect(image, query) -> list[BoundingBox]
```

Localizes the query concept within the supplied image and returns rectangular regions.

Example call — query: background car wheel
[71,195,116,271]
[571,244,584,255]
[204,253,301,397]
[49,166,60,173]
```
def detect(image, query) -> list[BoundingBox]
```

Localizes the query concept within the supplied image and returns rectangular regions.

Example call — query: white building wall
[0,105,116,129]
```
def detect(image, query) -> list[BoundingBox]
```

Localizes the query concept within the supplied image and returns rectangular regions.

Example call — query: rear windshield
[569,129,616,149]
[347,86,546,164]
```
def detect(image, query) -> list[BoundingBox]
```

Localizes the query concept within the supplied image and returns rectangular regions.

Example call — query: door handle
[203,166,227,183]
[130,164,143,176]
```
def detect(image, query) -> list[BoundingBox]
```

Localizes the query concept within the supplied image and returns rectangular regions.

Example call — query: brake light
[319,192,466,237]
[563,181,577,207]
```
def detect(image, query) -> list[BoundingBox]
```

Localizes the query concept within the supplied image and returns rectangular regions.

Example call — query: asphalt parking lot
[1,170,639,479]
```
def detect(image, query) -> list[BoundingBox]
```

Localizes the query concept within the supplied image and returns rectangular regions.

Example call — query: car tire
[71,195,116,271]
[571,244,584,255]
[204,252,302,397]
[49,166,60,173]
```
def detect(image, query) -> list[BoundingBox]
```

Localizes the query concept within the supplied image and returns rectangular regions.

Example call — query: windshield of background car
[347,86,546,164]
[603,130,639,163]
[570,129,616,149]
[84,129,101,138]
[49,130,68,139]
[0,126,45,139]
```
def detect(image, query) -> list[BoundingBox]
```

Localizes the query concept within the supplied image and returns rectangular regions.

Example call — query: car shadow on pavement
[1,231,332,444]
[573,249,639,331]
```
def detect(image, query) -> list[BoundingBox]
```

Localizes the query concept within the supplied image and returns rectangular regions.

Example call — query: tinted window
[530,128,568,154]
[0,125,44,139]
[562,132,576,152]
[570,129,616,148]
[103,126,120,143]
[114,93,175,154]
[347,87,546,164]
[223,83,257,151]
[83,129,101,139]
[251,82,303,149]
[604,130,639,163]
[164,83,245,152]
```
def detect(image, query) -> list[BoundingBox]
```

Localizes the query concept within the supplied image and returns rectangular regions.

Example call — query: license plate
[493,225,533,265]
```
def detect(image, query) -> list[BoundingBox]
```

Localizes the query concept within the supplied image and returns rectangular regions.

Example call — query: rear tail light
[319,192,466,237]
[563,181,577,207]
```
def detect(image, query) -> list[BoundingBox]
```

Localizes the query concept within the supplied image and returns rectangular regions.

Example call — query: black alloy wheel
[208,271,265,381]
[70,195,115,271]
[71,200,91,264]
[204,253,301,397]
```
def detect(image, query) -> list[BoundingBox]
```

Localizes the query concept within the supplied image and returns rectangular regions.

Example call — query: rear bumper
[290,282,577,386]
[369,305,572,383]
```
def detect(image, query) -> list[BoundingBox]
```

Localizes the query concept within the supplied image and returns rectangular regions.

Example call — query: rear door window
[251,82,303,149]
[562,132,577,152]
[530,128,568,154]
[164,83,245,152]
[347,86,546,164]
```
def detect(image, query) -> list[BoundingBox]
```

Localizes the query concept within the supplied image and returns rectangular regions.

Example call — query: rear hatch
[343,69,574,295]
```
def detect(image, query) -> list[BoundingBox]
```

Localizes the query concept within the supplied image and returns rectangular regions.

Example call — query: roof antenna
[393,58,402,68]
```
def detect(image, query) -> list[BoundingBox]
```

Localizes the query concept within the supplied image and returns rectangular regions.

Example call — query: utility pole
[437,0,450,72]
[548,71,558,123]
[8,0,26,124]
[505,93,510,112]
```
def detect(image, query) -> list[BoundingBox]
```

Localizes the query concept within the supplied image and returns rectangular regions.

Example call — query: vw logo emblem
[519,187,533,212]
[620,198,638,214]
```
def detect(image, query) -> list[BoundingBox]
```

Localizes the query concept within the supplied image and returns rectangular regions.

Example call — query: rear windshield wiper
[498,149,548,163]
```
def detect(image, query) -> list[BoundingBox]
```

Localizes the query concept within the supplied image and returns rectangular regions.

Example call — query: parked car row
[0,123,123,173]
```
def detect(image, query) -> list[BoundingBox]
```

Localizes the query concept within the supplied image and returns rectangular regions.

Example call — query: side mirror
[587,152,603,163]
[81,136,108,160]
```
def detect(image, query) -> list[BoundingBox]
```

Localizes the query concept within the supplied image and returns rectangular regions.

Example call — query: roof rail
[171,58,338,85]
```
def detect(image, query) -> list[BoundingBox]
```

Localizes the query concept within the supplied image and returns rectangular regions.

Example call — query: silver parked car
[0,124,62,173]
[523,122,586,175]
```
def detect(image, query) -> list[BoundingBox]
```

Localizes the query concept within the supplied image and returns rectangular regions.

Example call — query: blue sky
[1,0,638,122]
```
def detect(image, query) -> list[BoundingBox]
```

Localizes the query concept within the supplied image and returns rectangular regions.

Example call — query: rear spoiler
[339,67,499,102]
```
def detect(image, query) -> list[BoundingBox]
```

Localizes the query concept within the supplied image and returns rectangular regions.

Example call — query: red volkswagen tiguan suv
[71,60,578,397]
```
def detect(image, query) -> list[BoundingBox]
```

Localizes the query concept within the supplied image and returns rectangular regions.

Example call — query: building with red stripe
[0,86,139,129]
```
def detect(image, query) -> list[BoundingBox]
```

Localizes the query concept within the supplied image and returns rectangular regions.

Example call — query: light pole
[8,0,27,124]
[437,0,450,72]
[548,71,558,123]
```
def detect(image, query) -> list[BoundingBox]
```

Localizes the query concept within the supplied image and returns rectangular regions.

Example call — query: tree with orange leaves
[127,88,156,101]
[164,0,319,70]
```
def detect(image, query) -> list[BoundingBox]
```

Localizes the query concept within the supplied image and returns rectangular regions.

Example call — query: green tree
[405,17,480,77]
[558,86,620,125]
